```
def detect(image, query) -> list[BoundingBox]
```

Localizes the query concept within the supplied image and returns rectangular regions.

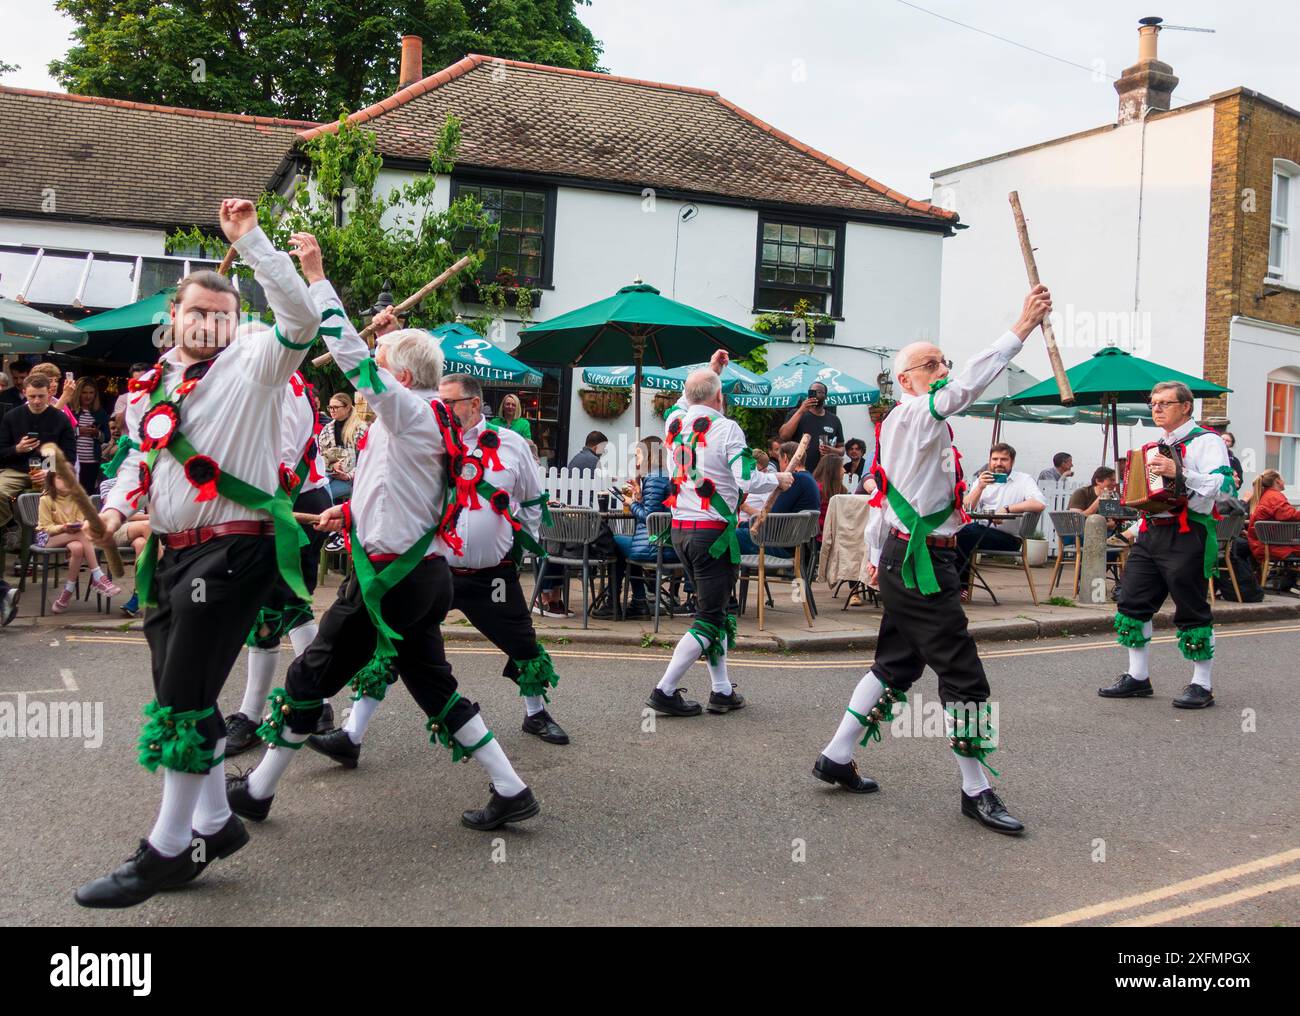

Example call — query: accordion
[1122,443,1187,515]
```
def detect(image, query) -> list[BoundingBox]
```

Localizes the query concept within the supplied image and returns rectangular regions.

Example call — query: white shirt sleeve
[929,332,1025,420]
[1183,434,1232,499]
[232,228,321,388]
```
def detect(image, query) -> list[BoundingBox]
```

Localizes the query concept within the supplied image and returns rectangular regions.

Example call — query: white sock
[90,567,104,581]
[707,656,732,695]
[342,695,381,744]
[656,631,705,695]
[239,647,279,718]
[246,736,308,800]
[63,579,75,592]
[823,671,886,764]
[946,711,991,797]
[1128,621,1153,681]
[288,621,318,658]
[192,738,230,835]
[454,714,526,797]
[523,695,546,717]
[1191,635,1214,690]
[148,769,205,857]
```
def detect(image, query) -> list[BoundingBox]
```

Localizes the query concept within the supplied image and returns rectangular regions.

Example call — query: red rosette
[139,403,180,452]
[477,429,504,471]
[667,417,683,440]
[304,438,323,482]
[279,463,301,494]
[696,477,717,501]
[127,363,164,395]
[489,488,521,530]
[691,416,711,446]
[126,462,151,508]
[432,399,466,458]
[662,480,679,510]
[454,455,484,511]
[176,378,199,398]
[184,455,220,502]
[356,430,368,454]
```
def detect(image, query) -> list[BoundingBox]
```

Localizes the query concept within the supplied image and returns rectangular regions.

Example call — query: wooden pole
[1008,191,1075,405]
[40,442,125,577]
[311,255,474,367]
[751,434,810,534]
[216,247,237,277]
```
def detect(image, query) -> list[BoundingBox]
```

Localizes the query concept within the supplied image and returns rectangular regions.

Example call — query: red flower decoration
[478,429,504,471]
[127,364,164,395]
[489,488,520,529]
[139,403,180,452]
[454,455,484,510]
[126,462,151,508]
[432,399,466,458]
[279,464,301,494]
[663,480,679,510]
[691,416,711,446]
[177,378,199,398]
[667,417,683,440]
[696,477,716,500]
[304,438,323,482]
[356,430,368,453]
[184,455,220,502]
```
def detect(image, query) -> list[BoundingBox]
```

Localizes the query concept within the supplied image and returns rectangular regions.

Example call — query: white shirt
[433,415,543,568]
[1150,418,1233,517]
[280,377,329,494]
[865,332,1024,566]
[665,400,778,523]
[971,469,1046,528]
[105,228,321,532]
[310,280,448,557]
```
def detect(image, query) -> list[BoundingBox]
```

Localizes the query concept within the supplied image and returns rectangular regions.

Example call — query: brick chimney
[1114,17,1179,125]
[399,35,424,90]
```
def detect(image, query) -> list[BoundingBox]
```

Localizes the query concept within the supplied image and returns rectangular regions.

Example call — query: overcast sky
[3,0,1296,200]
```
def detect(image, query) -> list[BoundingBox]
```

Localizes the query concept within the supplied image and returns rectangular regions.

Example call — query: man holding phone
[778,380,844,472]
[0,374,77,531]
[954,442,1045,591]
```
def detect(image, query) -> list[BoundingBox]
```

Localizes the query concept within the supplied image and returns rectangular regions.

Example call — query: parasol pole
[633,332,644,447]
[1111,394,1121,467]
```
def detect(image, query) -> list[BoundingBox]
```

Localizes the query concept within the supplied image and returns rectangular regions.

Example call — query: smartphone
[65,522,83,531]
[992,474,1008,484]
[27,431,39,440]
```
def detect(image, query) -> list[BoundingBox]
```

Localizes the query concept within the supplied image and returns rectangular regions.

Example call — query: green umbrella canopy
[959,363,1151,425]
[72,288,173,363]
[581,361,770,395]
[433,322,543,387]
[0,297,87,354]
[1009,346,1230,406]
[729,354,879,409]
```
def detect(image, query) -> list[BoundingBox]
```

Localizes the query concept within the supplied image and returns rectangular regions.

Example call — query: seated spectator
[1247,470,1300,590]
[745,439,820,559]
[1038,451,1074,483]
[766,437,782,473]
[955,442,1046,590]
[611,437,676,618]
[843,438,868,492]
[317,390,368,507]
[1223,432,1244,492]
[114,514,154,618]
[813,451,847,538]
[740,450,773,518]
[1067,466,1118,515]
[0,373,77,533]
[112,363,152,431]
[37,469,121,613]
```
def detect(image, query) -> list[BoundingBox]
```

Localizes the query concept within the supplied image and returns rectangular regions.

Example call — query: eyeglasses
[442,396,479,406]
[898,357,952,375]
[1147,399,1188,410]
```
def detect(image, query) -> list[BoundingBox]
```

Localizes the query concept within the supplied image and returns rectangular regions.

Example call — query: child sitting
[37,470,121,613]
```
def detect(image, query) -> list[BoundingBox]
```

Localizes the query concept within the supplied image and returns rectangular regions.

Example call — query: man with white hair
[646,353,792,717]
[227,235,538,832]
[76,201,322,907]
[811,285,1051,836]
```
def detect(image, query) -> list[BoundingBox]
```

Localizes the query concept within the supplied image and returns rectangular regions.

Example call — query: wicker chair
[968,512,1039,606]
[529,507,608,628]
[641,512,687,632]
[1254,520,1300,590]
[1209,513,1247,601]
[738,510,820,630]
[1047,511,1087,597]
[15,491,88,616]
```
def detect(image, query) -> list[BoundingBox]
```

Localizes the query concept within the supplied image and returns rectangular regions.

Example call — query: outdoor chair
[638,512,687,633]
[16,491,92,617]
[968,511,1039,606]
[529,507,613,629]
[738,510,820,630]
[1254,520,1300,591]
[1209,514,1247,601]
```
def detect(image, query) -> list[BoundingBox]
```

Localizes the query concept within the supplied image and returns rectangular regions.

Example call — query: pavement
[1,618,1296,926]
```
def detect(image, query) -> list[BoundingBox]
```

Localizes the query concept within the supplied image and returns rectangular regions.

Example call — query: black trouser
[452,561,543,683]
[249,486,331,649]
[872,531,990,706]
[1116,522,1212,630]
[671,528,736,630]
[78,461,101,496]
[954,522,1022,583]
[283,555,477,736]
[144,534,279,762]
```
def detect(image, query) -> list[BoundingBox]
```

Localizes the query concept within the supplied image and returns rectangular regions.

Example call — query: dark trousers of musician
[671,529,736,629]
[144,534,280,759]
[452,561,546,683]
[1116,521,1212,631]
[248,486,331,649]
[281,556,479,735]
[873,532,991,707]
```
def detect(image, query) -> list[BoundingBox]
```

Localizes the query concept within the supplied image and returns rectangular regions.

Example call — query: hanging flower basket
[652,390,677,418]
[869,401,896,425]
[580,387,632,420]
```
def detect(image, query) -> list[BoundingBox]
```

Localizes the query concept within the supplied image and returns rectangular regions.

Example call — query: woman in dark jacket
[614,437,678,616]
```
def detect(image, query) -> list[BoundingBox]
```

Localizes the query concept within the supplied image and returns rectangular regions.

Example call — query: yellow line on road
[1024,847,1300,926]
[1111,871,1300,927]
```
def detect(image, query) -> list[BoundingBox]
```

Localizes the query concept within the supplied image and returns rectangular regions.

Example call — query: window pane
[498,234,518,254]
[522,256,541,279]
[781,224,799,243]
[459,185,480,201]
[1265,435,1280,470]
[763,222,780,241]
[503,190,524,211]
[1276,174,1290,224]
[760,266,779,282]
[1270,225,1285,272]
[813,270,831,287]
[778,267,796,283]
[762,242,779,263]
[798,246,815,266]
[523,192,545,213]
[482,188,501,207]
[800,226,818,245]
[815,247,833,267]
[501,211,522,231]
[780,245,797,265]
[796,269,813,285]
[523,213,544,233]
[818,228,835,246]
[520,236,541,256]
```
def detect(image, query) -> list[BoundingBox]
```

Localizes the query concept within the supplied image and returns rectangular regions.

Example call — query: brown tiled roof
[298,55,955,225]
[0,87,318,232]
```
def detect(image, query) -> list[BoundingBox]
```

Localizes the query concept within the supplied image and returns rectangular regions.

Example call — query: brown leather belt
[450,558,514,576]
[890,527,958,549]
[161,520,275,549]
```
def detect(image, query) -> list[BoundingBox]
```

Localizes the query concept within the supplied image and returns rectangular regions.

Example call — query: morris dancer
[811,286,1051,836]
[1100,381,1234,708]
[226,235,538,831]
[75,201,321,907]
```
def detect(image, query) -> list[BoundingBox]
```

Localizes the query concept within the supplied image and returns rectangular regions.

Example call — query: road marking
[1110,872,1300,926]
[1024,847,1300,926]
[60,668,77,692]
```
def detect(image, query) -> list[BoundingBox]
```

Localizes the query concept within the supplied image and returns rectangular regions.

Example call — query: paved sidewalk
[12,557,1300,652]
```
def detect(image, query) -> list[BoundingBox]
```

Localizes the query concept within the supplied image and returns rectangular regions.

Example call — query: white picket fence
[539,467,611,508]
[1038,479,1085,554]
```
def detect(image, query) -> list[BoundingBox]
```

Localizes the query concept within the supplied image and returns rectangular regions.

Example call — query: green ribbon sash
[1187,509,1219,580]
[882,483,955,595]
[101,436,138,478]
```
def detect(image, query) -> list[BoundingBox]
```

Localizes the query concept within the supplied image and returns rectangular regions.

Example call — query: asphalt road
[1,621,1296,926]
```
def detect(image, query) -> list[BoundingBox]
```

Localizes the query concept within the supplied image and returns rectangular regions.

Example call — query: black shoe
[961,789,1025,835]
[589,604,618,619]
[1098,673,1153,698]
[306,727,361,768]
[461,784,540,831]
[624,600,651,619]
[317,701,335,734]
[707,685,745,714]
[0,585,18,626]
[224,712,261,757]
[166,815,249,887]
[74,839,200,908]
[646,686,702,717]
[1172,683,1215,709]
[812,753,879,794]
[522,710,570,745]
[226,773,273,822]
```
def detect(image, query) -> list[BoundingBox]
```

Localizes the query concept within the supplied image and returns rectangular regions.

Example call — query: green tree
[50,0,603,121]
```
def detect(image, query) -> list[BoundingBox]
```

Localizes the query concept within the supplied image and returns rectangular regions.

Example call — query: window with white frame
[1270,159,1299,283]
[1265,369,1300,480]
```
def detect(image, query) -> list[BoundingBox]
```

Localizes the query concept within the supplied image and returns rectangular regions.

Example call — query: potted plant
[1022,528,1049,568]
[579,386,632,420]
[651,390,677,418]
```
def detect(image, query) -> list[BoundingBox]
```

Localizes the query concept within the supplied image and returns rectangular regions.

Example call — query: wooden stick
[751,434,810,534]
[310,255,474,368]
[1008,191,1075,405]
[39,442,125,577]
[216,247,237,277]
[293,512,322,526]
